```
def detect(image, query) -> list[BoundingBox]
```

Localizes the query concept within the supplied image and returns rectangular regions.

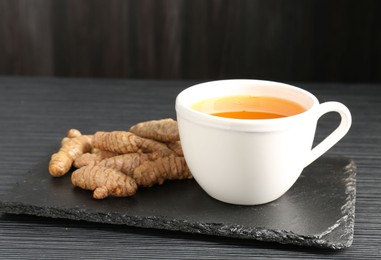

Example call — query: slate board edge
[0,156,357,250]
[0,199,350,250]
[312,159,357,249]
[337,159,357,247]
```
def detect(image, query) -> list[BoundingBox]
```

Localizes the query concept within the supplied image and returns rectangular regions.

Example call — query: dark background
[0,0,380,82]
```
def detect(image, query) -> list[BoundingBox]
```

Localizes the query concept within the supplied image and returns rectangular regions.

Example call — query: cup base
[203,189,284,206]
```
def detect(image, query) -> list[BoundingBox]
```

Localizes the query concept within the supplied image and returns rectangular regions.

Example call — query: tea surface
[192,95,306,120]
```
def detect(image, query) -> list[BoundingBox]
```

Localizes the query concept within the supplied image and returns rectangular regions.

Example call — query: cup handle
[304,101,352,167]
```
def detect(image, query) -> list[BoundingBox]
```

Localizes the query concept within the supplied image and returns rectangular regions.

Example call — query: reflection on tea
[192,95,306,119]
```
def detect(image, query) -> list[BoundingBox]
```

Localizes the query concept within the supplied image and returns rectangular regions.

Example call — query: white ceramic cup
[175,79,352,205]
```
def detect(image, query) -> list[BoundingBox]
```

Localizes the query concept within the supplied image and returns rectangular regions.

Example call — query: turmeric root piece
[129,118,179,142]
[61,137,71,145]
[139,137,175,157]
[167,141,183,156]
[71,163,137,199]
[92,131,143,154]
[97,153,150,176]
[67,129,82,138]
[49,134,93,177]
[133,155,192,187]
[73,150,120,168]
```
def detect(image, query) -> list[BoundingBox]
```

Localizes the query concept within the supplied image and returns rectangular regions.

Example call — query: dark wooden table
[0,77,380,259]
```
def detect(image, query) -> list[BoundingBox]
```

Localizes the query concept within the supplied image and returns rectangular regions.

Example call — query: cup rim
[175,79,320,132]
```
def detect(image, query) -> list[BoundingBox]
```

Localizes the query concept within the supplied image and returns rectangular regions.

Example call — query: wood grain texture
[0,77,380,259]
[0,0,380,82]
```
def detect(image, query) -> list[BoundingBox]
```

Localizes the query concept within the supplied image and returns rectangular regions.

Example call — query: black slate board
[0,155,356,249]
